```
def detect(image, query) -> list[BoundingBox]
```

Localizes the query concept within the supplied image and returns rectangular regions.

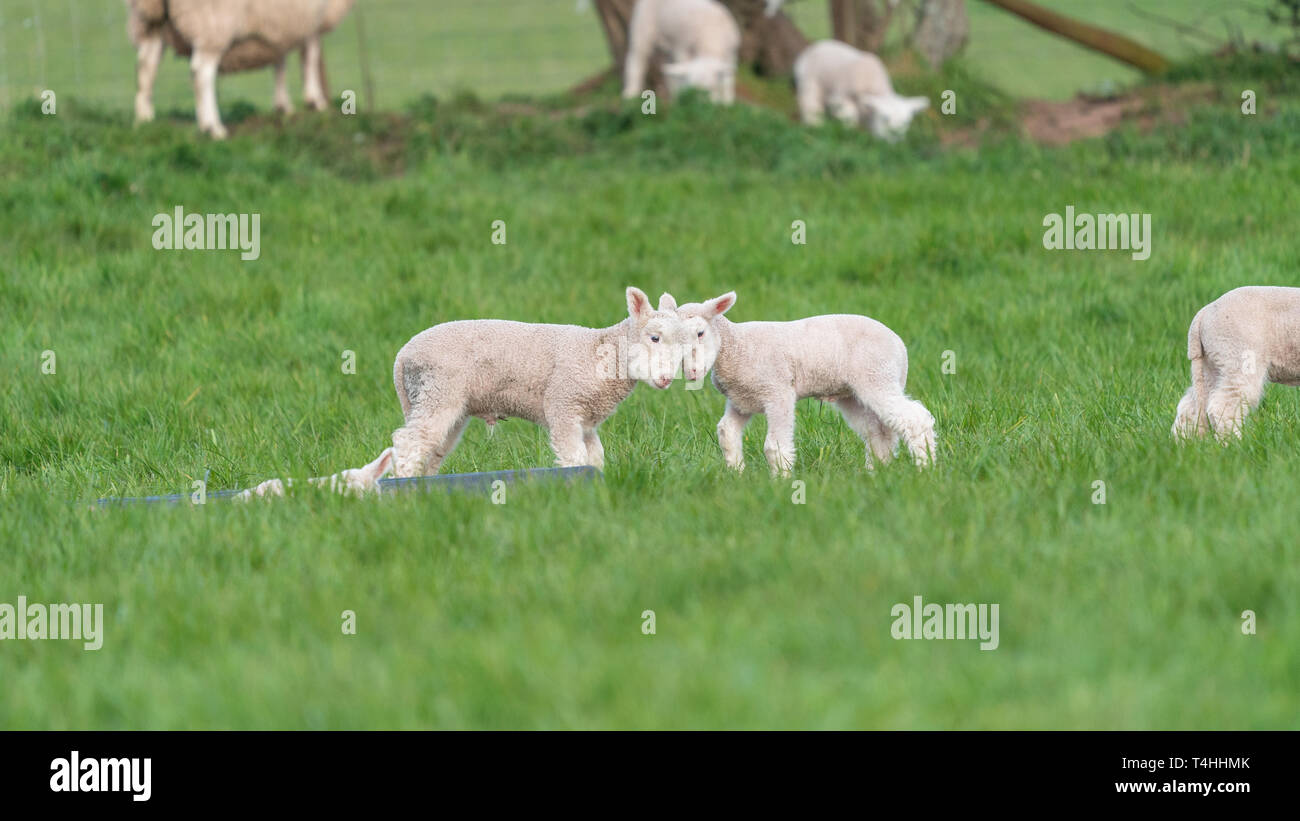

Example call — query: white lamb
[390,288,684,477]
[673,292,936,475]
[1172,286,1300,441]
[236,447,394,501]
[124,0,356,139]
[793,39,929,141]
[622,0,740,104]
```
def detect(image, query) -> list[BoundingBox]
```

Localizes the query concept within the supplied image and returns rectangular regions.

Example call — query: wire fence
[0,0,614,114]
[0,0,1281,114]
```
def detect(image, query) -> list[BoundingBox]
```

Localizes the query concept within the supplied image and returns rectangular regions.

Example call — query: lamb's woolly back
[677,292,934,474]
[391,287,686,476]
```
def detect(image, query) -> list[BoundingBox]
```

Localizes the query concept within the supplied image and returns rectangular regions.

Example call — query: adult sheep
[125,0,356,139]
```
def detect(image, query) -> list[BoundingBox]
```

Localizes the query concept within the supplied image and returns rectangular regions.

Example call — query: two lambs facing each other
[240,287,936,500]
[623,0,929,141]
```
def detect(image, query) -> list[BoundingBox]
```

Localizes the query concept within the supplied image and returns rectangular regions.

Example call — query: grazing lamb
[1172,286,1300,441]
[236,447,394,501]
[390,288,684,477]
[793,39,929,141]
[124,0,356,138]
[674,292,936,475]
[622,0,740,104]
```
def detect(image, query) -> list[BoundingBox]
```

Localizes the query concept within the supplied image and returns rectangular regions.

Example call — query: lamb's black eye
[697,330,704,338]
[650,335,660,343]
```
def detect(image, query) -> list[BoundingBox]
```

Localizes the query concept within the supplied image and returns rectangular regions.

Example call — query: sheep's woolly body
[679,297,935,475]
[390,290,681,476]
[1173,286,1300,440]
[622,0,740,103]
[123,0,355,137]
[793,39,928,139]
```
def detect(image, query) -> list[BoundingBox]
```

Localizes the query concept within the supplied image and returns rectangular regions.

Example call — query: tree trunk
[978,0,1169,74]
[830,0,898,53]
[912,0,969,67]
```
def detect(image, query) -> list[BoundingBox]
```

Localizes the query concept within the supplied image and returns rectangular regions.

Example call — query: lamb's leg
[859,390,936,468]
[190,49,228,139]
[796,79,824,125]
[548,420,590,468]
[836,397,898,471]
[621,8,653,98]
[716,400,752,472]
[134,33,164,123]
[273,55,294,114]
[302,38,327,111]
[1207,375,1265,442]
[762,395,797,477]
[392,406,466,477]
[582,427,605,472]
[1172,386,1206,439]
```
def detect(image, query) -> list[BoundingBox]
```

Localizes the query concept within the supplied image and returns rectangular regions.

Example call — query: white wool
[236,447,394,501]
[1172,286,1300,441]
[123,0,356,138]
[793,39,929,140]
[662,57,736,104]
[390,288,686,477]
[622,0,740,104]
[677,292,936,476]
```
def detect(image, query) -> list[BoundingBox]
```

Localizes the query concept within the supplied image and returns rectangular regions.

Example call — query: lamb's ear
[907,96,930,113]
[360,447,394,482]
[662,62,687,80]
[626,286,653,321]
[705,291,737,318]
[658,292,678,312]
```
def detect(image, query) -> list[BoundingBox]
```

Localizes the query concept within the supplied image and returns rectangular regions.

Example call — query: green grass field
[2,6,1300,729]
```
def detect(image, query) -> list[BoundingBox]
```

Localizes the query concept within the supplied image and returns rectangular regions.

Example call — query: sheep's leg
[392,406,465,477]
[302,38,327,111]
[134,33,164,123]
[621,9,653,98]
[836,397,897,471]
[796,79,824,125]
[859,390,936,468]
[190,49,228,139]
[582,427,605,472]
[273,55,294,114]
[1207,377,1265,443]
[1172,385,1207,439]
[548,420,590,468]
[716,401,751,472]
[762,395,797,477]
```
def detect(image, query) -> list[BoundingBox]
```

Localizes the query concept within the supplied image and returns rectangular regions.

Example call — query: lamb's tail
[393,354,412,419]
[1188,309,1207,418]
[1173,309,1209,438]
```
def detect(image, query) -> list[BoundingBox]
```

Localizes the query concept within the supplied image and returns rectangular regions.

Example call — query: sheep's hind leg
[273,56,294,114]
[836,397,897,471]
[392,406,466,477]
[135,33,164,123]
[302,38,328,110]
[858,389,936,468]
[190,49,227,139]
[717,401,751,472]
[1207,376,1265,443]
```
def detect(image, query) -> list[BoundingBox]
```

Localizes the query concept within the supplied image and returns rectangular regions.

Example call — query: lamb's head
[663,57,735,104]
[332,447,394,496]
[862,94,928,142]
[675,291,737,384]
[623,286,684,390]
